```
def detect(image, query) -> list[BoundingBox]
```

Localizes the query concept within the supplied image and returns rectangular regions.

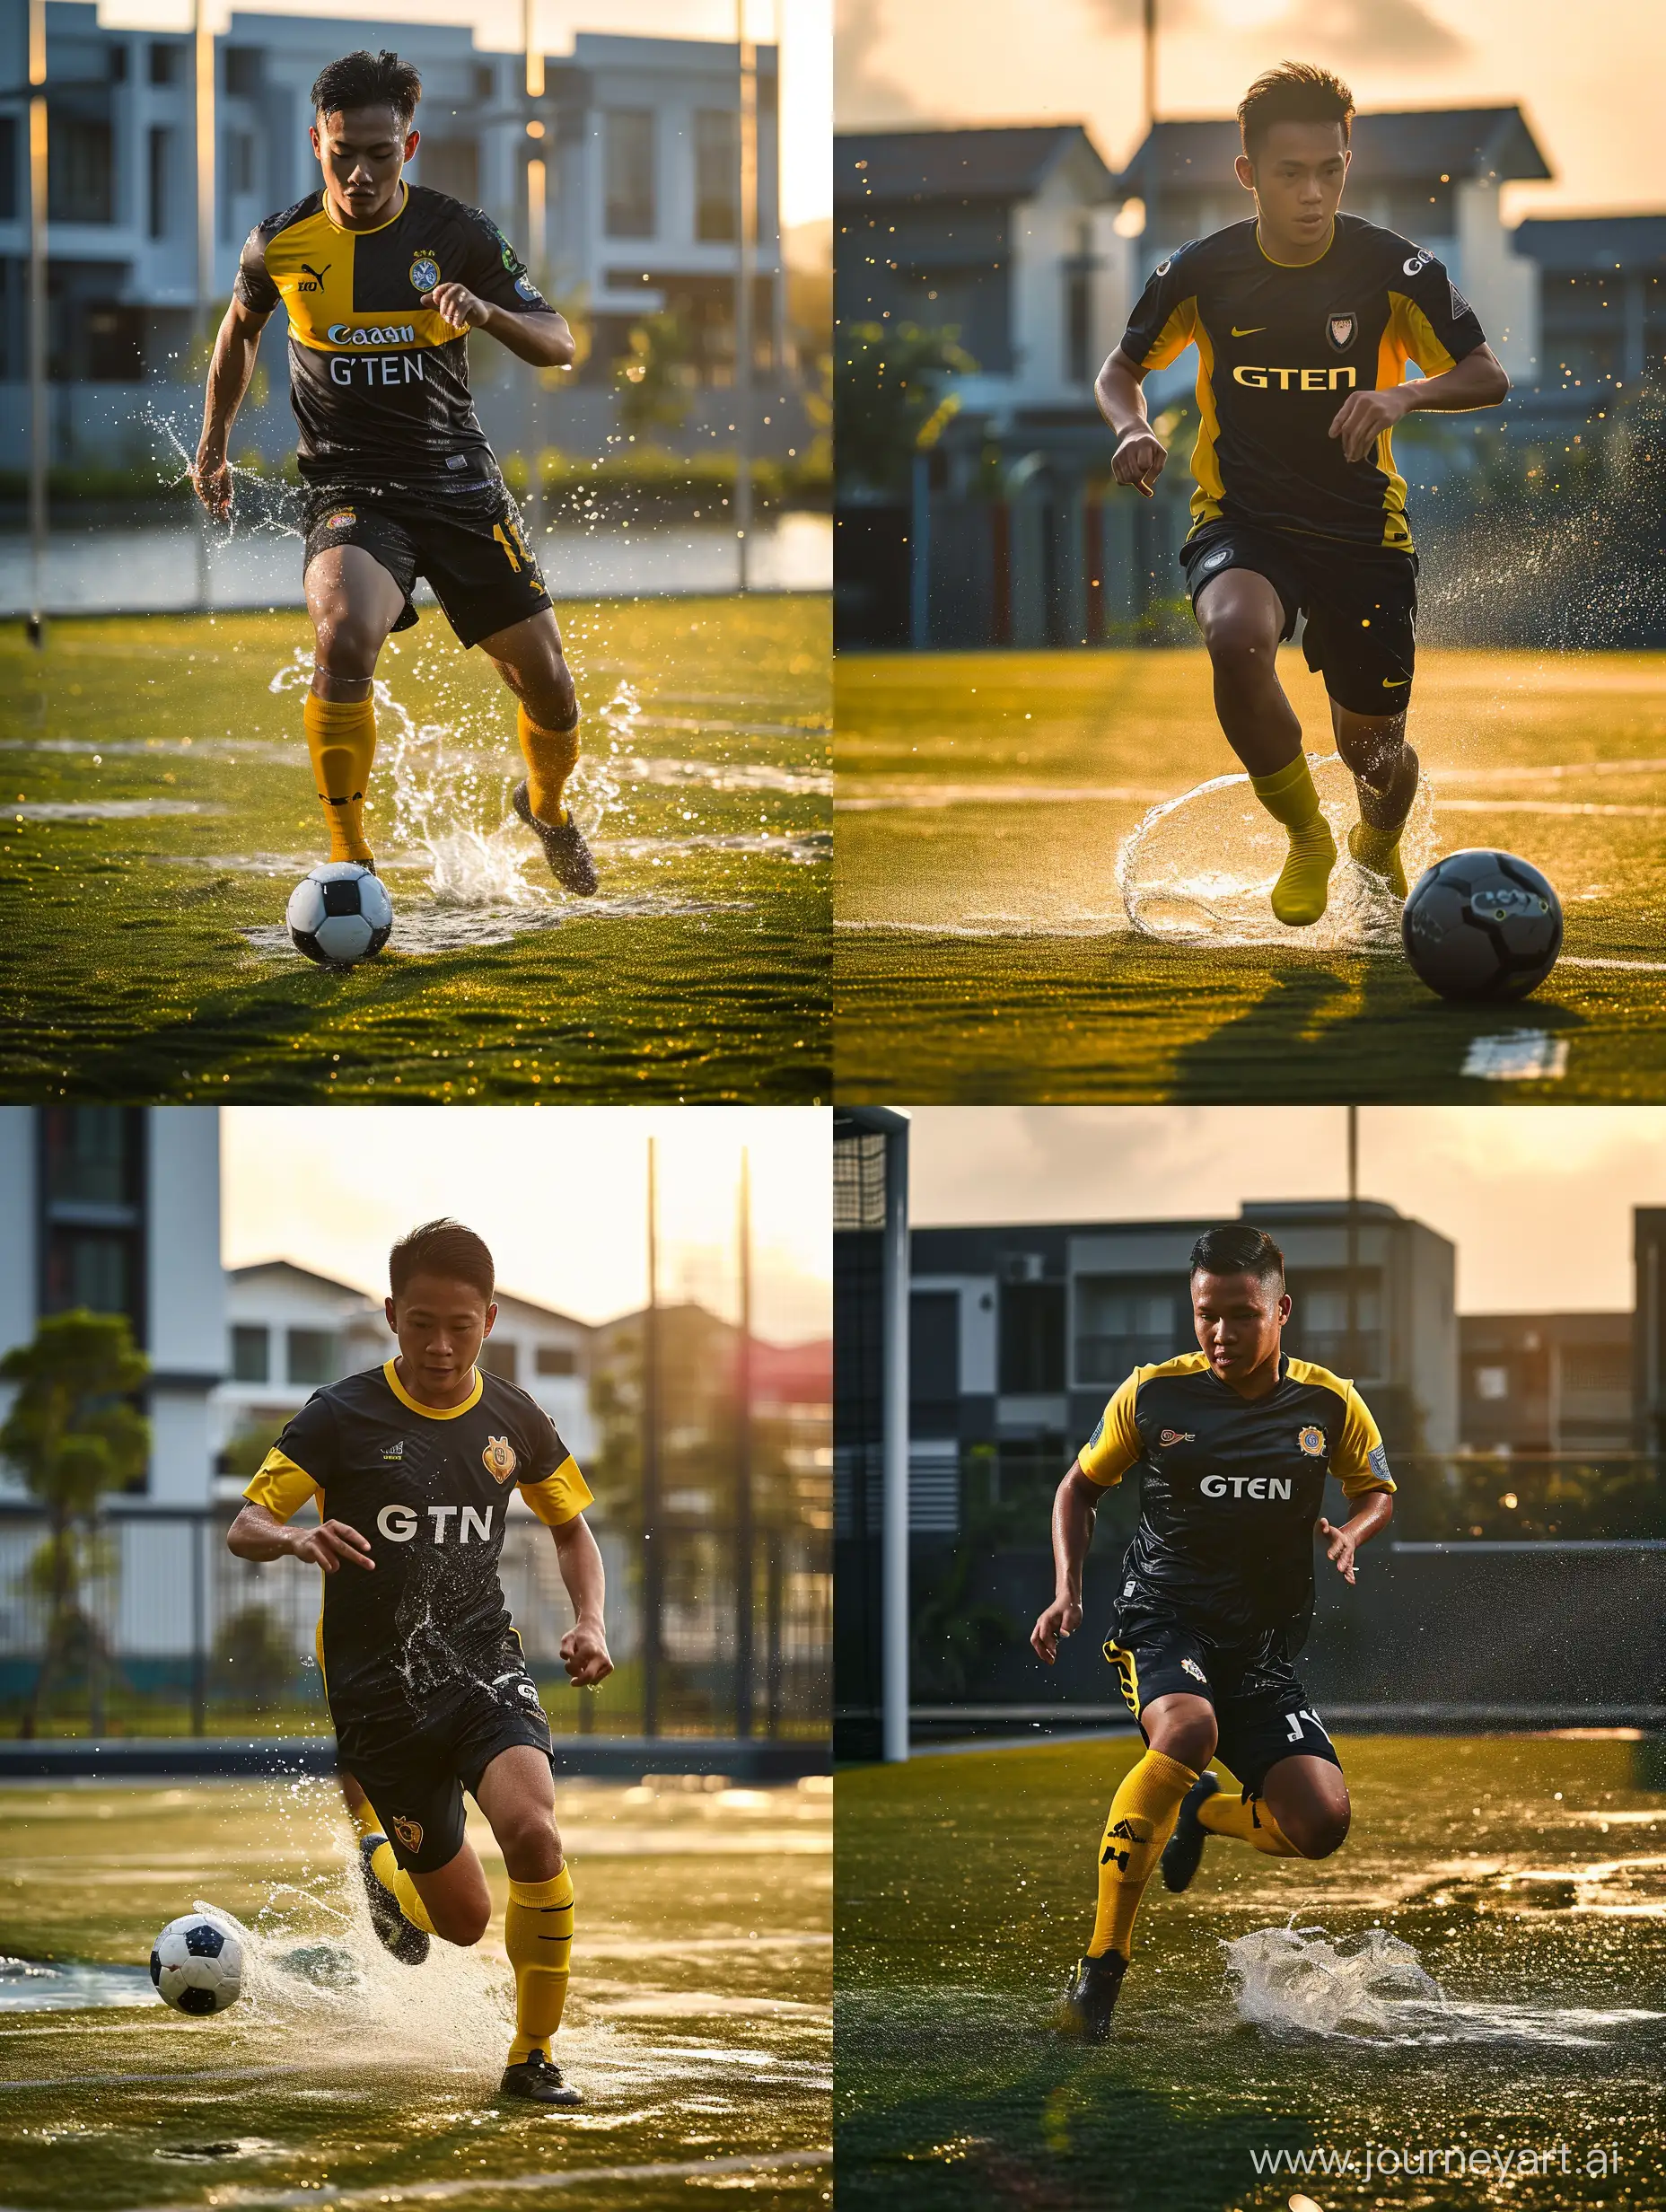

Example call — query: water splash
[141,399,303,548]
[1119,752,1435,948]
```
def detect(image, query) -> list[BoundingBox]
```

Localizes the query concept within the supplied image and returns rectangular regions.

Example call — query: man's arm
[226,1497,374,1572]
[1330,343,1509,465]
[550,1512,613,1685]
[1314,1488,1394,1587]
[424,282,574,370]
[1030,1461,1104,1663]
[194,295,271,521]
[1094,346,1167,498]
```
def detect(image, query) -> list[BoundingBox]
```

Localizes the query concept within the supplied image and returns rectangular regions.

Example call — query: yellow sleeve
[518,1453,595,1528]
[1138,296,1197,374]
[1077,1372,1143,1488]
[243,1447,321,1521]
[1387,292,1458,379]
[1335,1385,1396,1497]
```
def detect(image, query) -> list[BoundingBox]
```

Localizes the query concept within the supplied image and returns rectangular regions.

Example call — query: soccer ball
[286,862,393,967]
[149,1914,243,2014]
[1401,849,1563,1001]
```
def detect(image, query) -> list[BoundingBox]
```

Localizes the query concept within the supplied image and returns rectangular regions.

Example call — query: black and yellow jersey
[1120,213,1486,549]
[244,1361,592,1729]
[234,182,550,485]
[1079,1351,1393,1647]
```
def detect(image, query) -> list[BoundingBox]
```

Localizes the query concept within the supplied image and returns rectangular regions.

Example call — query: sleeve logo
[1403,248,1434,275]
[1180,1657,1208,1682]
[1297,1425,1328,1456]
[513,274,542,302]
[482,1435,518,1482]
[409,254,441,292]
[1158,1427,1197,1446]
[1368,1443,1392,1482]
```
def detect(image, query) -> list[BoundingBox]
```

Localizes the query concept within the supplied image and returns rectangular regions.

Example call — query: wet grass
[0,1775,831,2209]
[834,645,1666,1101]
[0,599,829,1103]
[835,1734,1666,2211]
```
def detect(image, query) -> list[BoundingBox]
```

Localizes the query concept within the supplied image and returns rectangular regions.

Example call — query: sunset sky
[837,0,1666,222]
[906,1107,1666,1313]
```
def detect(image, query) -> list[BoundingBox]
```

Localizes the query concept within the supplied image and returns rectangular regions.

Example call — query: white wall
[1456,180,1539,386]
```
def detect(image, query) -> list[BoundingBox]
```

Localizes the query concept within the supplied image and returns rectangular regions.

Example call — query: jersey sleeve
[242,1392,334,1518]
[232,224,280,317]
[1332,1384,1395,1497]
[1387,245,1486,375]
[1077,1371,1144,1488]
[1119,247,1199,373]
[515,1399,594,1526]
[458,205,551,317]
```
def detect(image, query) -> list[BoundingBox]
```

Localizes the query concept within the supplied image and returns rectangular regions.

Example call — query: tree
[613,312,696,440]
[0,1311,149,1736]
[836,320,978,497]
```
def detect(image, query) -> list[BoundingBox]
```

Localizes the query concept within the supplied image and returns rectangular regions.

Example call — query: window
[473,64,495,100]
[1000,1282,1065,1394]
[148,41,181,86]
[479,1339,519,1382]
[43,1107,136,1205]
[695,108,737,241]
[48,111,114,224]
[147,127,171,241]
[232,1325,270,1383]
[44,1231,134,1319]
[286,1329,335,1387]
[909,1292,960,1405]
[536,1345,577,1376]
[1474,1365,1510,1401]
[220,131,257,238]
[224,46,261,96]
[419,138,479,206]
[1065,266,1092,384]
[1074,1277,1175,1384]
[605,110,655,239]
[108,43,128,82]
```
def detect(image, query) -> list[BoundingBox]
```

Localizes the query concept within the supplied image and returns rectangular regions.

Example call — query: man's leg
[475,1743,575,2071]
[1195,569,1337,926]
[303,546,404,865]
[478,609,598,895]
[1333,700,1418,897]
[1089,1692,1213,1962]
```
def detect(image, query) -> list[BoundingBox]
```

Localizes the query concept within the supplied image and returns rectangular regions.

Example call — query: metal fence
[0,1504,829,1742]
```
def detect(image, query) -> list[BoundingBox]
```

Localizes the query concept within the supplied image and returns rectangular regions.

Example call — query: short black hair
[1189,1224,1285,1290]
[1238,62,1354,162]
[389,1218,495,1304]
[311,49,422,134]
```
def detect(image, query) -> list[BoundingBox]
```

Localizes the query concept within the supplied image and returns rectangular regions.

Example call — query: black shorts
[336,1663,554,1874]
[1104,1602,1341,1800]
[1181,518,1418,718]
[302,475,553,651]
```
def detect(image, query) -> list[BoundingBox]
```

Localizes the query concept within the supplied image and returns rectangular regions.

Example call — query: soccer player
[1097,64,1510,925]
[226,1217,612,2106]
[1030,1224,1395,2041]
[194,48,599,896]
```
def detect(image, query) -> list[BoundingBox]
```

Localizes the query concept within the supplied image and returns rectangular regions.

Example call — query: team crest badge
[1158,1428,1197,1447]
[325,510,355,531]
[1298,1425,1327,1456]
[390,1814,424,1853]
[1181,1657,1207,1683]
[482,1435,518,1483]
[409,254,441,294]
[1327,312,1357,352]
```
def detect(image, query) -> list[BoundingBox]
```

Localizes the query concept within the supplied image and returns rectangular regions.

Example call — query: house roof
[837,124,1117,208]
[1513,214,1666,272]
[229,1260,373,1303]
[1122,106,1551,194]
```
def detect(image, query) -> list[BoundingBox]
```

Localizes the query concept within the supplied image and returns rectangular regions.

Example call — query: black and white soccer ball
[1401,849,1563,1001]
[285,862,393,967]
[149,1914,243,2014]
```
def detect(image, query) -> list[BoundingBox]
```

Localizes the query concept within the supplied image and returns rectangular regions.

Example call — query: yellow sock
[346,1795,381,1845]
[1197,1788,1302,1858]
[304,693,377,863]
[1089,1748,1199,1961]
[1349,820,1408,898]
[518,705,580,828]
[1250,755,1335,926]
[369,1838,437,1934]
[505,1865,574,2065]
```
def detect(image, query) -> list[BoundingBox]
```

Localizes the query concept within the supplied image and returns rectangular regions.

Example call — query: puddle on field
[10,800,228,821]
[241,891,751,961]
[0,1956,159,2013]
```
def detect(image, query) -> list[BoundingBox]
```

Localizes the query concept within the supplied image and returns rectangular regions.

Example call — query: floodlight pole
[522,0,545,539]
[26,0,47,646]
[1142,0,1158,136]
[1346,1104,1360,1382]
[642,1136,662,1737]
[734,0,756,592]
[734,1147,755,1738]
[881,1116,909,1762]
[193,0,215,613]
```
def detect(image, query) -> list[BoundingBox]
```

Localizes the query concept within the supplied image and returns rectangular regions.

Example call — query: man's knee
[428,1892,491,1946]
[509,654,576,730]
[1281,1800,1350,1859]
[1147,1710,1217,1772]
[312,609,383,681]
[495,1806,561,1879]
[1203,609,1281,673]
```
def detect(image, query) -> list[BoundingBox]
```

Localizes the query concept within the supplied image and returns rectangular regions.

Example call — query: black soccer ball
[1401,849,1563,1001]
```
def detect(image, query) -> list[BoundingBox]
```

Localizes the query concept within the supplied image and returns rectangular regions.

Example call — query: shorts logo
[1181,1657,1207,1683]
[482,1435,518,1483]
[1298,1425,1327,1456]
[390,1814,424,1853]
[1158,1427,1197,1445]
[1198,547,1231,573]
[1327,312,1357,352]
[325,510,355,531]
[380,1437,403,1461]
[409,254,441,294]
[515,1680,540,1704]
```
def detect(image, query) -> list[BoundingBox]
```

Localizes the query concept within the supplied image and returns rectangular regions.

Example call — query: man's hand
[1030,1595,1083,1665]
[1111,428,1167,498]
[1316,1515,1361,1585]
[290,1519,375,1574]
[422,283,492,334]
[560,1620,613,1687]
[1328,385,1408,465]
[193,447,232,522]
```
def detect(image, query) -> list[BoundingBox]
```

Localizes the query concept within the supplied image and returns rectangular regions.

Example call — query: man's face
[1236,121,1350,249]
[311,104,419,223]
[1190,1268,1290,1386]
[385,1272,495,1399]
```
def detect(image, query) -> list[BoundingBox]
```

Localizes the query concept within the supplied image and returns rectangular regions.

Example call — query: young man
[227,1217,612,2106]
[195,48,599,897]
[1030,1224,1395,2041]
[1097,63,1510,925]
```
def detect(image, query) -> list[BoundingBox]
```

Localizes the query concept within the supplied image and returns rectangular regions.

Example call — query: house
[1459,1312,1634,1454]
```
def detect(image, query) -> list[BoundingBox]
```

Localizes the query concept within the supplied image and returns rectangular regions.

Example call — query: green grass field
[0,597,829,1102]
[0,1774,831,2210]
[836,1735,1666,2211]
[835,646,1666,1101]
